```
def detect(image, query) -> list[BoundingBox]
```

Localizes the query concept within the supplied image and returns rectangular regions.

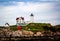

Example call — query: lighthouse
[30,13,34,23]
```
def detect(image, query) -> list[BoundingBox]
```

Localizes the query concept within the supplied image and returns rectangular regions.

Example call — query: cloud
[0,2,60,26]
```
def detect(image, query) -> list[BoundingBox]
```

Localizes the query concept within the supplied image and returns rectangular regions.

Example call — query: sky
[0,0,60,26]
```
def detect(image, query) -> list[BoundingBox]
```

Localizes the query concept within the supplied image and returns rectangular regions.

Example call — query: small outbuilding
[5,23,10,27]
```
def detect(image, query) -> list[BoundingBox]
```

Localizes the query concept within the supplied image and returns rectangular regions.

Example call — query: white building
[16,17,25,26]
[16,13,34,26]
[5,23,9,27]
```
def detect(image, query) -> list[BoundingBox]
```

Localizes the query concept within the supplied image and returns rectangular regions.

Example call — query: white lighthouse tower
[30,13,34,23]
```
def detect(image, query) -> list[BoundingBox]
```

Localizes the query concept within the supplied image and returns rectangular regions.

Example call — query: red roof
[21,17,24,20]
[16,18,19,20]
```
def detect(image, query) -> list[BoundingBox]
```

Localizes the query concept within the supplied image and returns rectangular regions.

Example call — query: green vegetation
[0,23,60,32]
[10,23,55,32]
[10,25,17,31]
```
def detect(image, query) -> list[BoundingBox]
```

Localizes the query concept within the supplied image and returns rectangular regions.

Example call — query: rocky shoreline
[0,27,60,41]
[0,36,60,41]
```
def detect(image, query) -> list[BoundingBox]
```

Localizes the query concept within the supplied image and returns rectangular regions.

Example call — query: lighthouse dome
[30,13,34,16]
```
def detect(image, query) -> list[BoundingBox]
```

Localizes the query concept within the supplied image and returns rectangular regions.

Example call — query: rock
[36,32,42,36]
[22,30,34,36]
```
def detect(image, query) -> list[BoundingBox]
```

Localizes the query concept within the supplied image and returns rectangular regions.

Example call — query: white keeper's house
[16,13,34,26]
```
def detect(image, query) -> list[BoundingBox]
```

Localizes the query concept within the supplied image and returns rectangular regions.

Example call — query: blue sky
[0,0,60,26]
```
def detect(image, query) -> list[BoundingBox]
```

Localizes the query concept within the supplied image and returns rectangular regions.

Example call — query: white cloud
[16,2,53,12]
[0,2,60,26]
